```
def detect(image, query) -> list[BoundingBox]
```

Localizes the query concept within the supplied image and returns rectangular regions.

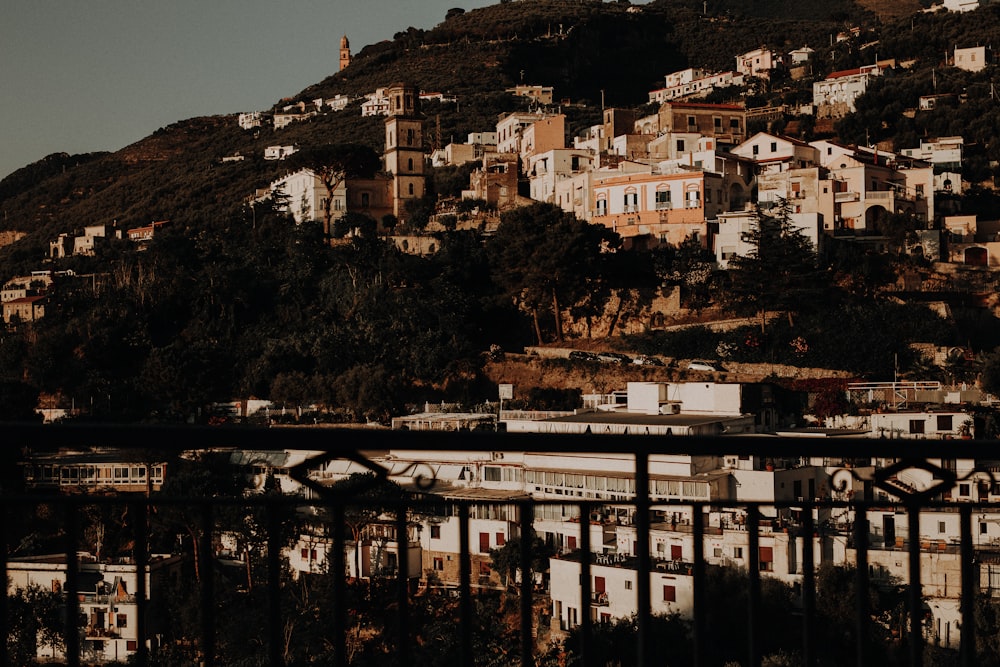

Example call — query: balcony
[2,424,998,667]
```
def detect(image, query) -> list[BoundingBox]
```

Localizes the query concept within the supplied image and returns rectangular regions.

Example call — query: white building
[360,88,391,117]
[7,554,183,664]
[812,65,883,119]
[954,46,988,72]
[264,168,344,225]
[649,69,744,104]
[736,47,782,79]
[715,209,822,269]
[527,147,596,204]
[238,111,266,130]
[264,145,298,161]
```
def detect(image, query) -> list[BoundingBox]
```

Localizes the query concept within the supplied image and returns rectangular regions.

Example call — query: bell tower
[383,83,425,220]
[339,35,351,72]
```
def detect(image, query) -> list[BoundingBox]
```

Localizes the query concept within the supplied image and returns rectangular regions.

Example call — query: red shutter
[759,546,774,562]
[663,585,676,602]
[479,533,490,553]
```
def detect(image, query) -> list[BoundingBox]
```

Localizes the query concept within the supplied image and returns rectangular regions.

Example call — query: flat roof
[537,412,748,427]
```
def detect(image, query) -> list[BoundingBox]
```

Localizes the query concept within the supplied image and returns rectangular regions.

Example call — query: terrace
[1,423,997,666]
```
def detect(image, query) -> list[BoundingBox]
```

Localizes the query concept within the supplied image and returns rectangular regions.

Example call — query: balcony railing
[1,424,998,667]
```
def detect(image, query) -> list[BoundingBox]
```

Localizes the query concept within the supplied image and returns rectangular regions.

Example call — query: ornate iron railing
[2,423,999,667]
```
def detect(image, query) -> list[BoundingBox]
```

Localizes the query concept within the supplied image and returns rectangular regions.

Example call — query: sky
[0,0,498,180]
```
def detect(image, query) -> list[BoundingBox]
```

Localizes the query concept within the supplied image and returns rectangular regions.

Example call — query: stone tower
[383,83,425,220]
[339,35,351,72]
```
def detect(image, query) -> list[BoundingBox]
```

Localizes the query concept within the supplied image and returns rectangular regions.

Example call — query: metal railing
[2,423,999,666]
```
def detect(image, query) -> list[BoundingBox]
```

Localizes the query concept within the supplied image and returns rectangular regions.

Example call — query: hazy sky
[0,1,497,180]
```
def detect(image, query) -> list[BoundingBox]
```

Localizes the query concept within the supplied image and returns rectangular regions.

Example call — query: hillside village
[7,1,1000,661]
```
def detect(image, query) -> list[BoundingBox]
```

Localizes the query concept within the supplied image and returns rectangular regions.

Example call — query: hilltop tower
[339,35,351,72]
[383,83,425,220]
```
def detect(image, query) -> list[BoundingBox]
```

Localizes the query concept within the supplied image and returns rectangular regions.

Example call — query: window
[117,614,128,628]
[687,115,696,126]
[982,522,989,535]
[714,116,722,129]
[686,190,700,208]
[430,525,441,539]
[676,139,685,152]
[479,562,491,575]
[770,142,777,153]
[361,192,370,208]
[624,191,638,212]
[655,190,672,210]
[484,466,501,482]
[730,118,740,129]
[959,484,970,497]
[433,557,444,571]
[909,420,925,434]
[300,548,309,559]
[939,521,947,534]
[496,532,505,546]
[127,641,138,651]
[705,189,711,203]
[407,158,413,171]
[408,183,414,196]
[479,533,490,553]
[663,585,676,602]
[596,198,607,216]
[625,580,633,590]
[752,145,759,156]
[937,415,953,431]
[713,547,723,557]
[721,245,737,260]
[733,547,744,559]
[406,128,414,145]
[759,546,774,571]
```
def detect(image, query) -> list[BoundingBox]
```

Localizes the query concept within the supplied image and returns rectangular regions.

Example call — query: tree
[981,348,1000,398]
[488,203,620,345]
[489,530,554,591]
[289,144,381,237]
[725,199,828,332]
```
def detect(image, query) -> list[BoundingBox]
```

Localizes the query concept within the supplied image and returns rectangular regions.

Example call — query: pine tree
[725,198,828,332]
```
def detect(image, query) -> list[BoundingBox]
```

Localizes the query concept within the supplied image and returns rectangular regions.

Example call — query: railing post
[1,498,8,667]
[853,502,870,667]
[802,506,816,666]
[692,501,706,667]
[266,498,284,667]
[459,502,473,667]
[520,502,535,667]
[199,501,215,667]
[635,453,651,667]
[747,505,761,667]
[132,498,149,667]
[959,505,976,667]
[579,501,593,667]
[907,504,923,667]
[332,502,347,667]
[65,498,81,667]
[396,506,411,665]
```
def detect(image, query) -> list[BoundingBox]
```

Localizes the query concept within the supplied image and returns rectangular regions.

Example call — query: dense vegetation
[2,0,1000,420]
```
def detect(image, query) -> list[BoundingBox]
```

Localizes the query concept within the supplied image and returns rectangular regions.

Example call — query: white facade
[812,65,883,117]
[954,46,988,72]
[737,47,781,78]
[264,145,298,161]
[527,148,596,204]
[649,70,744,104]
[265,168,345,224]
[238,111,265,130]
[7,555,182,664]
[715,210,821,269]
[360,88,390,117]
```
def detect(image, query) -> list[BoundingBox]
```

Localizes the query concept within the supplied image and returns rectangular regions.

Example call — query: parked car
[632,355,665,367]
[568,350,599,362]
[597,352,632,364]
[687,360,725,372]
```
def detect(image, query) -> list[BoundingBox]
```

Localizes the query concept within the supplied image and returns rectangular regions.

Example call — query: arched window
[407,158,413,171]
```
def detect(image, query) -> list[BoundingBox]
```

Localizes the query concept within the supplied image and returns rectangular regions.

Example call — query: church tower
[383,83,425,220]
[339,35,351,72]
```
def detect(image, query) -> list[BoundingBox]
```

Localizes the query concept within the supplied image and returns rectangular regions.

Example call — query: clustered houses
[251,379,998,649]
